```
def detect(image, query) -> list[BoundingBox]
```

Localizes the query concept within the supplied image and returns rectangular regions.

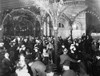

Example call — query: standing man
[2,52,13,76]
[60,48,75,65]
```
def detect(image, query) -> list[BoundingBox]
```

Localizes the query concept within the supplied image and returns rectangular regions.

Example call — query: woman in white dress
[15,54,31,76]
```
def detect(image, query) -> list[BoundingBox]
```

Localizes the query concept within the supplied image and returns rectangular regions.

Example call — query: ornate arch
[72,21,82,30]
[2,8,41,36]
[58,0,100,27]
[2,9,38,27]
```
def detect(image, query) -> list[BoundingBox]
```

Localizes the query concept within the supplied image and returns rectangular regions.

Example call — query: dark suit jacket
[2,58,13,73]
[60,54,75,65]
[62,70,77,76]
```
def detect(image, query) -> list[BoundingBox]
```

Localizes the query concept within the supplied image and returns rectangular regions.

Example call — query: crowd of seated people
[0,34,100,76]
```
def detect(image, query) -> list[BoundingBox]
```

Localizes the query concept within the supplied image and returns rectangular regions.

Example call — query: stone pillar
[47,16,50,36]
[53,25,58,64]
[44,22,46,36]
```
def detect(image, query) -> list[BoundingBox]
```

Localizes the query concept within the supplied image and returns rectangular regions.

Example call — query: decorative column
[44,22,46,36]
[41,27,43,39]
[53,21,58,64]
[34,21,37,38]
[69,20,74,42]
[47,16,50,36]
[46,17,48,37]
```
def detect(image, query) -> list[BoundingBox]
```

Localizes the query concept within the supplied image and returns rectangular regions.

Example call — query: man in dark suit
[2,52,13,76]
[60,48,75,65]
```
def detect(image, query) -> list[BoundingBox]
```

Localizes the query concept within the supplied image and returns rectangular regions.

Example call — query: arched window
[59,23,61,27]
[72,21,82,30]
[59,23,64,28]
[62,24,64,28]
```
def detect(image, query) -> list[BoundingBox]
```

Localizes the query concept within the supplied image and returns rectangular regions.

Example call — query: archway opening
[86,11,100,34]
[2,9,41,37]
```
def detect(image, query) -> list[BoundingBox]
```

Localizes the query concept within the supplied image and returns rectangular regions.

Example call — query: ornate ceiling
[0,0,100,24]
[0,0,99,11]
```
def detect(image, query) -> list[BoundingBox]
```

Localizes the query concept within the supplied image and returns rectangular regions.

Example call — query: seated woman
[15,53,32,76]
